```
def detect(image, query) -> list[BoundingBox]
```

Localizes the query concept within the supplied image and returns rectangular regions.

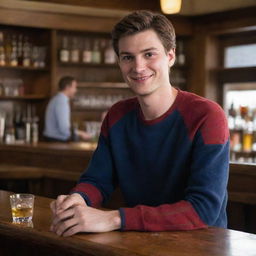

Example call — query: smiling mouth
[131,75,153,82]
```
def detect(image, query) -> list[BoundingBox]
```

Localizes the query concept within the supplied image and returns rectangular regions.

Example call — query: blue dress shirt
[43,92,71,141]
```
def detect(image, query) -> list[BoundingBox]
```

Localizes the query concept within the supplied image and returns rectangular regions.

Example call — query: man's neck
[138,86,178,121]
[60,90,70,99]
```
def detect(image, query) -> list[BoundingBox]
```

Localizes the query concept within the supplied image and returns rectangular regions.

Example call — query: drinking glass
[10,194,35,223]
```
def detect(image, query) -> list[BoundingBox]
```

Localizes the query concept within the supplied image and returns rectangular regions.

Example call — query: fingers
[56,194,85,214]
[50,195,68,215]
[51,207,75,227]
[51,206,84,237]
[55,195,68,212]
[62,224,81,237]
[50,200,56,213]
[54,217,78,237]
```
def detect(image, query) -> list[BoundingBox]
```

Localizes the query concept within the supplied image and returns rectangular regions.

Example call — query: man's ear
[168,48,176,68]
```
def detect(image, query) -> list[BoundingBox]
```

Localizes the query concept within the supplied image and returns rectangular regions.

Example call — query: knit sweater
[72,89,230,231]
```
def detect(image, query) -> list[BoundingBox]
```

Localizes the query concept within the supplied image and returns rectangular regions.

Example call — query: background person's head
[111,10,176,57]
[58,76,77,98]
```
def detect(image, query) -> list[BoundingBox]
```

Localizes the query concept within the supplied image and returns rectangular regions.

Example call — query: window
[224,43,256,68]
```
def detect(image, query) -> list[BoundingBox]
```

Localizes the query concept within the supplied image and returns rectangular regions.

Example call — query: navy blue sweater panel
[79,91,229,228]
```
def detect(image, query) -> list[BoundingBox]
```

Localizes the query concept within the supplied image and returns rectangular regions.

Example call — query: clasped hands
[50,193,121,237]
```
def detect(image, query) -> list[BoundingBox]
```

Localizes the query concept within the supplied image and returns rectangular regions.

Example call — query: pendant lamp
[160,0,182,14]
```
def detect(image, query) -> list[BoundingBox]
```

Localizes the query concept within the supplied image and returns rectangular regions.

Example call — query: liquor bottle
[104,40,116,64]
[32,46,40,68]
[17,34,23,66]
[231,107,243,152]
[176,40,186,66]
[82,38,92,63]
[31,116,39,144]
[22,36,31,67]
[0,80,4,96]
[252,110,256,152]
[91,39,101,64]
[70,37,80,63]
[0,110,5,143]
[4,113,15,144]
[14,108,25,141]
[59,36,70,63]
[24,104,32,143]
[10,35,18,67]
[242,115,253,152]
[4,35,12,66]
[0,32,6,66]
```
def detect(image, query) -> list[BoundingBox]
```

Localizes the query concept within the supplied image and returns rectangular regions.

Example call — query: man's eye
[145,52,154,57]
[121,55,133,61]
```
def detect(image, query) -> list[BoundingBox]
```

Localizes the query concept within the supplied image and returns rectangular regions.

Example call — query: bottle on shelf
[10,34,18,67]
[104,39,116,64]
[17,34,23,66]
[230,105,243,152]
[30,104,39,143]
[31,116,39,144]
[14,108,25,141]
[59,36,70,63]
[4,112,15,144]
[70,37,80,63]
[0,80,4,96]
[24,104,32,143]
[22,36,32,67]
[5,34,12,66]
[252,111,256,152]
[0,31,6,66]
[82,38,92,64]
[0,110,5,143]
[38,46,47,68]
[32,46,40,68]
[91,39,101,64]
[176,39,186,66]
[242,114,253,153]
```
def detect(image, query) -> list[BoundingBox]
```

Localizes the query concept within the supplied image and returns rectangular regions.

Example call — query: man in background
[43,76,90,142]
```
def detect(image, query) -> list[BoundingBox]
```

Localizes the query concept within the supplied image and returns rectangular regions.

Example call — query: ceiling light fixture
[160,0,182,14]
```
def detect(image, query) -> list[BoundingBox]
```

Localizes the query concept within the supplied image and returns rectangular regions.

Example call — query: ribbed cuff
[118,207,144,231]
[70,183,103,208]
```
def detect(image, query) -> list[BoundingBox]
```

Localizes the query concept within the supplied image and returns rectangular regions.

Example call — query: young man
[50,10,229,236]
[43,76,90,142]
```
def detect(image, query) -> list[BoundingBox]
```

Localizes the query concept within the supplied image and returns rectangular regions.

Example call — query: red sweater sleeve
[119,200,207,231]
[71,183,103,208]
[71,183,207,231]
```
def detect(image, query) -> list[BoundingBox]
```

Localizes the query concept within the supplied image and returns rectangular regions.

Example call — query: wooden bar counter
[0,142,96,197]
[0,142,96,172]
[1,190,256,256]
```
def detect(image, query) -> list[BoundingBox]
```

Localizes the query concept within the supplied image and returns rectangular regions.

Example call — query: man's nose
[132,57,146,73]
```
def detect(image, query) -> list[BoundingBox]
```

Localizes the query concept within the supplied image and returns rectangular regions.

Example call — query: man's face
[67,80,78,98]
[118,29,175,97]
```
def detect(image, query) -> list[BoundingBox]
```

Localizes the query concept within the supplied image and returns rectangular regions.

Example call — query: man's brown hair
[111,10,176,56]
[58,76,76,91]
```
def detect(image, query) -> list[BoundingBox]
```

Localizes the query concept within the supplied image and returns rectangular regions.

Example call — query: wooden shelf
[58,62,118,68]
[214,66,256,72]
[0,65,49,71]
[0,95,48,100]
[77,82,128,89]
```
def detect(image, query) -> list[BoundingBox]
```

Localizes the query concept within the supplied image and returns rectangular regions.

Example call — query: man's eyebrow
[119,47,158,55]
[119,51,132,55]
[141,47,158,52]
